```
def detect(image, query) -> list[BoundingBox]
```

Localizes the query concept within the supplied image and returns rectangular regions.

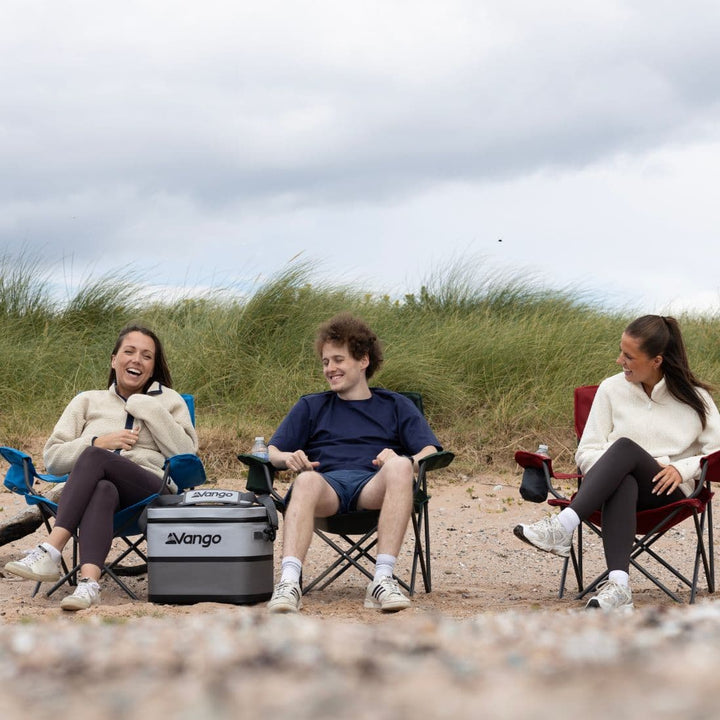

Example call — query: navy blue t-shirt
[269,389,441,473]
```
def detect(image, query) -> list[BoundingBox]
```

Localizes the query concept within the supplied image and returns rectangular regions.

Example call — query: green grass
[3,251,720,480]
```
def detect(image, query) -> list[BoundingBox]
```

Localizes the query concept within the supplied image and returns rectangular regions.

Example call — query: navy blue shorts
[285,469,376,514]
[322,470,376,513]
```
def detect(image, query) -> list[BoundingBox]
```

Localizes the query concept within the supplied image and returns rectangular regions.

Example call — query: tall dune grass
[2,252,719,480]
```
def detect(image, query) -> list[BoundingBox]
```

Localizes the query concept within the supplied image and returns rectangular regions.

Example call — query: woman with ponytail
[514,315,720,611]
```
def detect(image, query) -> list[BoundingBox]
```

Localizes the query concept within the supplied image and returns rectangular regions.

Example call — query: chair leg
[558,557,569,599]
[409,504,431,595]
[303,529,378,594]
[687,509,713,603]
[707,499,715,593]
[101,565,139,600]
[423,502,432,592]
[577,522,584,589]
[559,548,583,599]
[101,535,150,600]
[576,568,609,601]
[558,523,585,599]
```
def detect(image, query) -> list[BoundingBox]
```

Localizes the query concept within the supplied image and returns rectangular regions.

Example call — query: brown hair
[625,314,712,427]
[108,324,174,391]
[314,313,384,380]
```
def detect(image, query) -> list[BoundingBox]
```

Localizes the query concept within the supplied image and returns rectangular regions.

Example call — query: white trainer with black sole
[364,576,411,612]
[267,580,302,613]
[513,515,573,558]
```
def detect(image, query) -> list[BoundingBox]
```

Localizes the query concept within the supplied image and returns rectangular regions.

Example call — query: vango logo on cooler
[165,531,221,548]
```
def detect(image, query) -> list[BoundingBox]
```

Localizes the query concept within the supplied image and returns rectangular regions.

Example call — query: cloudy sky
[3,1,720,313]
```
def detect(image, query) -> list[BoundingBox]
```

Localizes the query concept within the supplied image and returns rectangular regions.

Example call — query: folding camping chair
[514,385,720,603]
[237,392,454,595]
[1,394,206,600]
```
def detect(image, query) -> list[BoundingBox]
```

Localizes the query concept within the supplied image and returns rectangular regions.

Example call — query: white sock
[374,554,396,581]
[608,570,630,587]
[280,556,302,584]
[557,508,580,533]
[40,542,61,563]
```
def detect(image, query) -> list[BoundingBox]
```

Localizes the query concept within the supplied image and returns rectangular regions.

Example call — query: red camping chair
[515,385,720,603]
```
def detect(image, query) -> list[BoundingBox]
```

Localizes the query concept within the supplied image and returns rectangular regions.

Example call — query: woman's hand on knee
[652,464,682,495]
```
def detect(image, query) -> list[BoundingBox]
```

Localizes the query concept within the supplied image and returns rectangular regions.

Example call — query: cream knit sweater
[43,382,198,479]
[575,372,720,496]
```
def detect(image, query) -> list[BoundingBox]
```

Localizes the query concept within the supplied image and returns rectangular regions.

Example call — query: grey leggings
[570,437,685,573]
[54,446,167,567]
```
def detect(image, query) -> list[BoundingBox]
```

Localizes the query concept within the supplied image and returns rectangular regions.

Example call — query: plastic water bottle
[251,436,269,461]
[536,443,550,457]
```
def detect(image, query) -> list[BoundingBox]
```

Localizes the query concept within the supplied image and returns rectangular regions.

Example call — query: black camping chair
[237,392,454,595]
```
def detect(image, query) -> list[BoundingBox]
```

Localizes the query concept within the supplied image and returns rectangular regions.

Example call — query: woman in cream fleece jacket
[4,324,198,611]
[515,315,720,612]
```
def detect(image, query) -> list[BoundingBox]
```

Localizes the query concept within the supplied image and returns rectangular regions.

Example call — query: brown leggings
[570,437,685,573]
[54,446,166,567]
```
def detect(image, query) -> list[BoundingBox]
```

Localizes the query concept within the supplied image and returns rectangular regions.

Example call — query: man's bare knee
[288,471,339,517]
[291,471,325,496]
[383,458,414,491]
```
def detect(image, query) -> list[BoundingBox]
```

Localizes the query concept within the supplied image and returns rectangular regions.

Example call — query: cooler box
[146,489,275,605]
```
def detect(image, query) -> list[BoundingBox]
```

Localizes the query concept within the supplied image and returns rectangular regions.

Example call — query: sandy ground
[2,472,720,719]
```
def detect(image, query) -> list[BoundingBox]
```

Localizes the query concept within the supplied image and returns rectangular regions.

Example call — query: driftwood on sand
[0,484,64,546]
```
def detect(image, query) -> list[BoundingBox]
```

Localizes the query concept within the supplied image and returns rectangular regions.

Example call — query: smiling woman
[515,314,720,612]
[3,324,197,612]
[111,332,156,397]
[616,332,663,397]
[108,325,174,399]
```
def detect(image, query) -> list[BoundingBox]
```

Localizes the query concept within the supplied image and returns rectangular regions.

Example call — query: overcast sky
[3,1,720,313]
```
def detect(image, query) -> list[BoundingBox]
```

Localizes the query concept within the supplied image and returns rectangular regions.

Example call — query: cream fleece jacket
[575,372,720,496]
[43,382,198,479]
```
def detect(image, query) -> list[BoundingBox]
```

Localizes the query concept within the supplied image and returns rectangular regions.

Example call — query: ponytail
[626,315,712,428]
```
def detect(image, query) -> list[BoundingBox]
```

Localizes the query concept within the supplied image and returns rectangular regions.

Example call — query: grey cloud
[3,0,720,291]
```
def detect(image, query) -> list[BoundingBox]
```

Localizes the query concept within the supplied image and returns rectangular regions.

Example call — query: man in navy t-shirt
[266,313,441,614]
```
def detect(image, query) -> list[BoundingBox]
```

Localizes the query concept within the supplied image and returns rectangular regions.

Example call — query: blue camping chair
[1,394,206,600]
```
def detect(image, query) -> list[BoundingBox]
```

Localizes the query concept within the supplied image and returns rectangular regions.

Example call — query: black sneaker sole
[513,525,532,546]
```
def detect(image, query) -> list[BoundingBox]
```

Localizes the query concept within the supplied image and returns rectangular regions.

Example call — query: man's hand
[282,449,320,473]
[652,464,682,495]
[372,448,411,469]
[94,428,139,451]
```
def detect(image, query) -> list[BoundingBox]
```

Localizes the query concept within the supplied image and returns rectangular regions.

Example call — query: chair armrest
[514,450,579,500]
[699,450,720,486]
[163,453,207,492]
[237,453,285,503]
[417,450,455,473]
[1,446,68,495]
[514,450,551,471]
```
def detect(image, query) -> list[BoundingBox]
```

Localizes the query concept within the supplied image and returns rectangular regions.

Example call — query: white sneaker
[267,580,302,613]
[585,579,634,612]
[514,515,573,557]
[364,576,411,612]
[4,545,62,582]
[60,578,101,611]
